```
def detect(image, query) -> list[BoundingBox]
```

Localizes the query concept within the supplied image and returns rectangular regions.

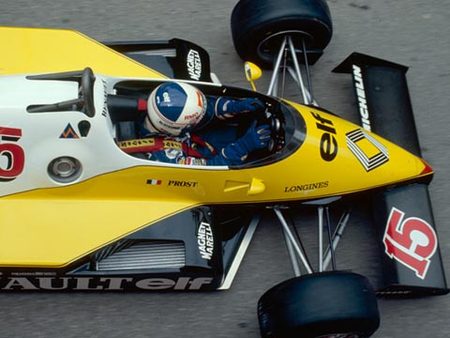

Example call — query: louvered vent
[95,241,185,271]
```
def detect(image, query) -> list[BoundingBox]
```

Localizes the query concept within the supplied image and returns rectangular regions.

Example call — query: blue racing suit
[137,96,270,165]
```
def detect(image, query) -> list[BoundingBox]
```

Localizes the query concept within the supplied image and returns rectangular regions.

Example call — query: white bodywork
[0,72,229,197]
[0,74,142,196]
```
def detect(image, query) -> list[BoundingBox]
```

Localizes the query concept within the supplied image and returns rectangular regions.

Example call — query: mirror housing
[244,62,262,91]
[244,62,262,81]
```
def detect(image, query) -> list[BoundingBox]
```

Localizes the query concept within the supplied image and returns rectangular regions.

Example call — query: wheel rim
[256,30,312,63]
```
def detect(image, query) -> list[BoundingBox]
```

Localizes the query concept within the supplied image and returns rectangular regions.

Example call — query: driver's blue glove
[215,97,265,119]
[221,121,272,164]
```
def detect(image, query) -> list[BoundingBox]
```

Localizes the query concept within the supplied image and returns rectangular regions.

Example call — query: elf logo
[383,207,437,279]
[0,276,213,291]
[311,111,338,161]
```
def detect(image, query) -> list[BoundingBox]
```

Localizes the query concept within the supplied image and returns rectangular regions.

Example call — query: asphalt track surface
[1,1,450,337]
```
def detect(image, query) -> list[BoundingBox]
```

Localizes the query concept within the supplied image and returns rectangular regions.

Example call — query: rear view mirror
[244,62,262,91]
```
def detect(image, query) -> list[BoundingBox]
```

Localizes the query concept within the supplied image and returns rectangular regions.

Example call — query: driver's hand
[240,121,271,150]
[237,98,266,113]
[216,97,265,119]
[221,121,272,164]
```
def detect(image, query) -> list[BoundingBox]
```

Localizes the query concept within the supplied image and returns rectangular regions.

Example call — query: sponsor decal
[184,112,201,121]
[168,180,198,188]
[0,126,25,181]
[383,207,438,279]
[284,181,329,193]
[10,272,56,277]
[346,129,389,171]
[117,138,185,154]
[118,138,157,154]
[352,65,371,131]
[311,112,338,161]
[197,222,214,260]
[162,91,171,103]
[102,79,109,118]
[186,49,202,81]
[59,123,79,139]
[147,179,162,185]
[160,120,177,131]
[162,140,183,150]
[119,138,155,148]
[0,276,213,291]
[178,157,207,166]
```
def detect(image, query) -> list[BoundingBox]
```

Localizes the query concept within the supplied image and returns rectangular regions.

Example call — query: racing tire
[257,271,380,338]
[231,0,333,68]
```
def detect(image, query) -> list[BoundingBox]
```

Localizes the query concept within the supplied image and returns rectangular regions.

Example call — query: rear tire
[258,272,380,338]
[231,0,333,68]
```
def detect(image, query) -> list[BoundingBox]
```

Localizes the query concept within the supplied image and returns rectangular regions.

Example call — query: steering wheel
[80,67,96,117]
[260,106,285,153]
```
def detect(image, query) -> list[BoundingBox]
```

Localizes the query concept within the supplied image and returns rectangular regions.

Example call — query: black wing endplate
[105,38,213,82]
[335,53,448,295]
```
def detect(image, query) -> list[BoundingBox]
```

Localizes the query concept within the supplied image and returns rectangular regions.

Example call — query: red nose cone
[420,159,434,175]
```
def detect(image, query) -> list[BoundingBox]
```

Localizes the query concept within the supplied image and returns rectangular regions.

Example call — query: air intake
[96,241,185,271]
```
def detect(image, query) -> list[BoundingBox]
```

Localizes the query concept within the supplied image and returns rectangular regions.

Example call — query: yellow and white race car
[0,0,447,336]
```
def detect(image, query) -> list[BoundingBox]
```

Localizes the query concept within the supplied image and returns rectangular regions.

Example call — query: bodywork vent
[96,241,185,271]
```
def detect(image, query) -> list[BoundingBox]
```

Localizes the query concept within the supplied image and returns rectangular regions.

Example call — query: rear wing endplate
[105,38,213,82]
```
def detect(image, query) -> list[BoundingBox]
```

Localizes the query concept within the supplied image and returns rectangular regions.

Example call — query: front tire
[231,0,333,68]
[258,272,380,338]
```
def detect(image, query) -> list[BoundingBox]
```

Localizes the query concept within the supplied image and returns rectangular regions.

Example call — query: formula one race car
[0,0,447,337]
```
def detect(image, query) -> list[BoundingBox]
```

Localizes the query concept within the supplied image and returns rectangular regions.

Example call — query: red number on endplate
[383,207,437,279]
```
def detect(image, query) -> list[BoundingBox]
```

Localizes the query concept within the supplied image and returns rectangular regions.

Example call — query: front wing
[334,53,447,295]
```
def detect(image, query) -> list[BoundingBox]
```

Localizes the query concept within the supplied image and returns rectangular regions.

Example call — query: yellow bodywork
[0,27,431,268]
[0,26,166,78]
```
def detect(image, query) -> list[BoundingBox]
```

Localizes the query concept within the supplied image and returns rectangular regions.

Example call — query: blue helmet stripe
[154,82,187,122]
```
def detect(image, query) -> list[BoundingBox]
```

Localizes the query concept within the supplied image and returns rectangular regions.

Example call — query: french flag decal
[147,179,162,185]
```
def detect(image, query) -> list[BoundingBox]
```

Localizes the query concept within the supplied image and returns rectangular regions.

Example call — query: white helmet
[145,82,206,136]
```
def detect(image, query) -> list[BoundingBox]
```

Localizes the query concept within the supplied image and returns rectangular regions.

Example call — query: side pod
[334,53,448,296]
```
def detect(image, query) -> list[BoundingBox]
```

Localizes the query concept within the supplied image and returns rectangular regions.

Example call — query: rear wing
[0,26,163,78]
[105,38,213,82]
[334,53,448,295]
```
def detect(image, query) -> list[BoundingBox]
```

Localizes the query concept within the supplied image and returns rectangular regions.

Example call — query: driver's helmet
[146,82,206,136]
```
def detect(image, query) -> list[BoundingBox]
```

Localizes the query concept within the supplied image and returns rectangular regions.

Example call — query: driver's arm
[144,122,271,166]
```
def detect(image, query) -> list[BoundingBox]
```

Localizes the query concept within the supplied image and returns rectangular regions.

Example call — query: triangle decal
[60,124,79,139]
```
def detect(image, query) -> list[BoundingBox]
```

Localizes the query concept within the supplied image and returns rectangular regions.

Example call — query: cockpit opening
[108,80,306,168]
